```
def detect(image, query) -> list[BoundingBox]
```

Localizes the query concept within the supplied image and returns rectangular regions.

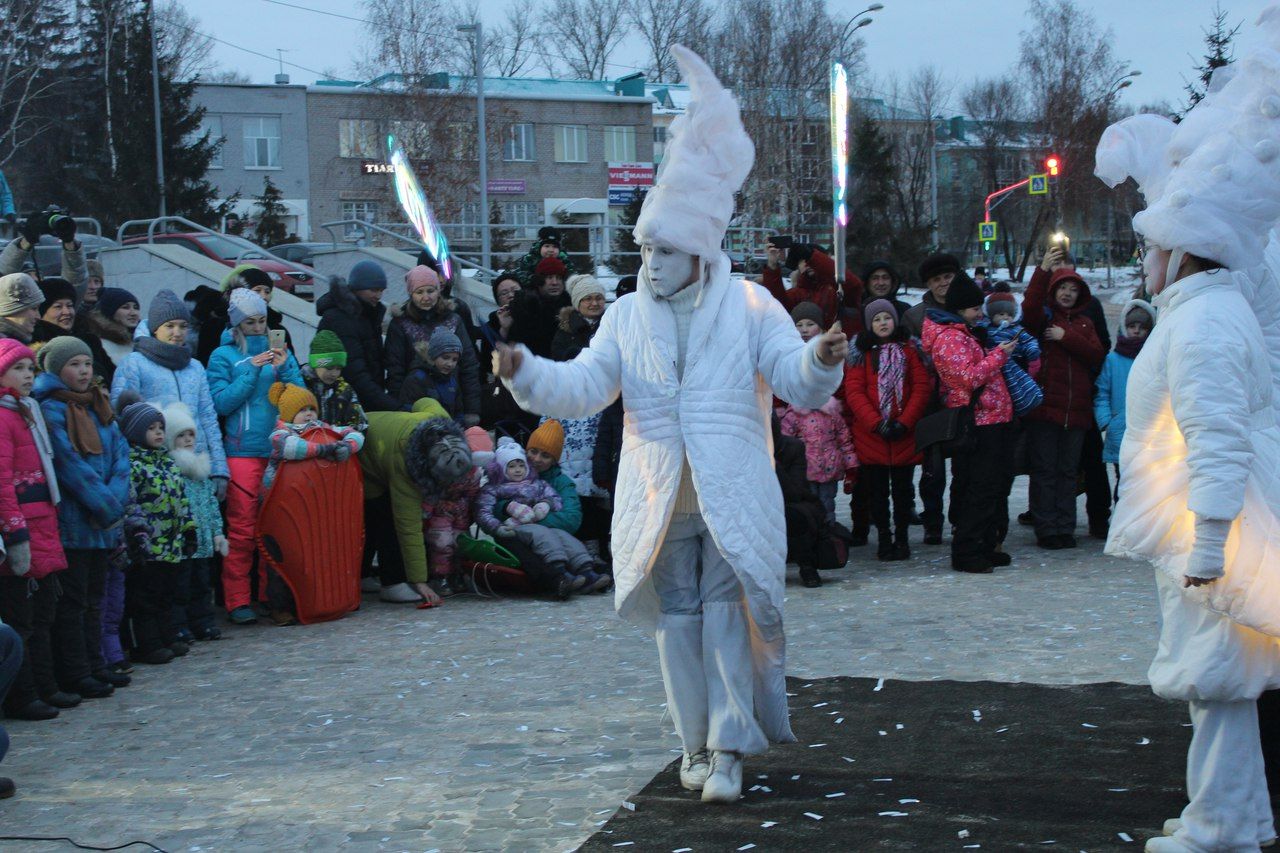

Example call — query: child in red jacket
[843,300,932,560]
[1020,267,1106,550]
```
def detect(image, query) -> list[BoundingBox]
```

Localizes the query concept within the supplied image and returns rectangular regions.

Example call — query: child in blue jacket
[205,288,302,625]
[981,291,1043,416]
[1094,299,1156,489]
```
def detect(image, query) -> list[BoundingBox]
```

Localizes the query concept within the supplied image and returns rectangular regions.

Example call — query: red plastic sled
[257,427,364,624]
[461,559,534,596]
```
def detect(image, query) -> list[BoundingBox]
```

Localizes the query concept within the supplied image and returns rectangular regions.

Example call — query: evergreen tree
[554,210,591,274]
[846,116,895,263]
[1181,3,1240,120]
[607,189,647,275]
[252,176,288,247]
[488,200,515,264]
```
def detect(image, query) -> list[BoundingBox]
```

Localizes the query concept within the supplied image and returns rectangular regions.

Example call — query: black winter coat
[315,279,401,412]
[383,301,481,420]
[592,398,623,494]
[188,285,293,366]
[509,291,571,359]
[550,308,598,362]
[31,318,116,387]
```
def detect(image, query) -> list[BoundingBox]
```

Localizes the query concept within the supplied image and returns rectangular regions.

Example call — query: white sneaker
[701,750,742,803]
[1144,837,1191,853]
[1162,817,1275,848]
[379,582,422,604]
[360,577,380,594]
[679,748,711,791]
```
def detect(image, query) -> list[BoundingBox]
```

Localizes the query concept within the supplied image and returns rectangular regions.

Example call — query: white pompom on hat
[632,45,755,259]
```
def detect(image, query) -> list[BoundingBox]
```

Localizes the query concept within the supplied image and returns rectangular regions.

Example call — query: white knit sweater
[665,282,701,515]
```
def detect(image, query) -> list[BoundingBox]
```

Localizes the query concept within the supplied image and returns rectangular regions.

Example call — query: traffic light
[1045,155,1061,177]
[983,241,991,251]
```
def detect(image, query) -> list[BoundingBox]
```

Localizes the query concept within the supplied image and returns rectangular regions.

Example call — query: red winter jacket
[842,338,933,466]
[0,393,67,579]
[921,315,1012,426]
[1021,268,1106,429]
[761,249,863,330]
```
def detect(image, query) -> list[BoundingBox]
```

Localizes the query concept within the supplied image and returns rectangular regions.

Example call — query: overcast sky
[182,0,1271,112]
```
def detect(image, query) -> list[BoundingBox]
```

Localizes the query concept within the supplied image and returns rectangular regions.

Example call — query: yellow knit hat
[527,419,565,460]
[269,382,319,425]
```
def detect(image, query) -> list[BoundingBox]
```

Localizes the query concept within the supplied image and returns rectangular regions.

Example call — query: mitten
[495,522,518,538]
[18,214,42,246]
[214,534,229,557]
[507,501,535,523]
[182,528,199,558]
[531,501,550,521]
[331,443,351,462]
[213,477,228,502]
[5,541,31,577]
[50,214,77,244]
[1186,516,1230,580]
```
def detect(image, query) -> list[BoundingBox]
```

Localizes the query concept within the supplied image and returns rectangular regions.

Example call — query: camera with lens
[18,204,76,245]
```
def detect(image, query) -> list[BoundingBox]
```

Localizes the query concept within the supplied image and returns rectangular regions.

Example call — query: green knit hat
[309,329,347,369]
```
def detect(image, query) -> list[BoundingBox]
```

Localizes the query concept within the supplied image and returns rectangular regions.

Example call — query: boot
[701,751,743,803]
[799,566,822,587]
[923,525,943,545]
[42,691,81,709]
[890,526,911,561]
[7,699,58,721]
[70,677,114,699]
[875,527,894,561]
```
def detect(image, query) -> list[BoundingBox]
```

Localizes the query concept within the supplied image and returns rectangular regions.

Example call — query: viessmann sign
[607,163,655,186]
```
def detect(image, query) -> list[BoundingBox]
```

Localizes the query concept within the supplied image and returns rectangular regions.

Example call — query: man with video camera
[0,208,87,291]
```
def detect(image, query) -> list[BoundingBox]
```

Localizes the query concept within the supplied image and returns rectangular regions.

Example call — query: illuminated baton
[830,62,849,285]
[387,134,452,280]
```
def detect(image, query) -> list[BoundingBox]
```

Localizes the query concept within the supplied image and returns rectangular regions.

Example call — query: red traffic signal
[1045,155,1061,176]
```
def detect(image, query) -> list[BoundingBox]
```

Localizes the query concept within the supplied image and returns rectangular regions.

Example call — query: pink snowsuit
[779,397,859,485]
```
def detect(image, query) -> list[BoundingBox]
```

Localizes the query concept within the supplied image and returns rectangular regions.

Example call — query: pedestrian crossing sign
[979,221,997,242]
[1029,174,1049,195]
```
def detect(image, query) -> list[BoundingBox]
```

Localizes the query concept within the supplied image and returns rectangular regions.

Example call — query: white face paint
[1143,245,1171,295]
[641,242,700,297]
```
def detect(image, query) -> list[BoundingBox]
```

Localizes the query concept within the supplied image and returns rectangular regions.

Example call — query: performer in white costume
[1096,8,1280,850]
[493,45,847,803]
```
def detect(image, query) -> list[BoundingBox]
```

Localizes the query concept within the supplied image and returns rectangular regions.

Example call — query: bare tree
[488,5,541,77]
[155,1,214,81]
[359,0,463,80]
[205,68,253,84]
[0,0,74,167]
[960,77,1029,270]
[540,0,631,80]
[631,0,712,83]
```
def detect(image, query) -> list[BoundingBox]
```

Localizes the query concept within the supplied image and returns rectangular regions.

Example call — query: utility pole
[149,0,167,218]
[458,22,490,271]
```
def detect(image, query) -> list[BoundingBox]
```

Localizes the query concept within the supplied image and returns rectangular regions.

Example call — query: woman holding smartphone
[206,288,303,625]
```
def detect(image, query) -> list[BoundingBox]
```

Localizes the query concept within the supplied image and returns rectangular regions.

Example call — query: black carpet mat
[580,677,1218,851]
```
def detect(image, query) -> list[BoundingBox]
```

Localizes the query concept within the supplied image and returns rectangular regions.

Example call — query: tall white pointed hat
[632,45,755,258]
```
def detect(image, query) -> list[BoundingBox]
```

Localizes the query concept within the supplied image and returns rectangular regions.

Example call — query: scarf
[0,318,32,344]
[169,447,211,481]
[875,342,906,421]
[134,336,192,370]
[1114,334,1146,359]
[0,391,61,505]
[50,386,114,455]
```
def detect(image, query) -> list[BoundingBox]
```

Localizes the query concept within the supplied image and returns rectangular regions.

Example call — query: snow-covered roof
[312,73,653,105]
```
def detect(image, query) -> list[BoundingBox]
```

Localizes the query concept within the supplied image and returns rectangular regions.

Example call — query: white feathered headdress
[1098,5,1280,271]
[632,45,755,258]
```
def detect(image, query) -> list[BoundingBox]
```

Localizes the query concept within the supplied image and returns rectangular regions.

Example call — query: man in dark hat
[513,226,574,288]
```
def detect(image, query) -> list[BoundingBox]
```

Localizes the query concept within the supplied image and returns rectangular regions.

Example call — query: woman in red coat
[843,299,932,560]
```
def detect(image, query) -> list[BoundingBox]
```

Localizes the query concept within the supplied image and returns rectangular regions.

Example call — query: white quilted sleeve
[503,308,623,420]
[751,286,843,408]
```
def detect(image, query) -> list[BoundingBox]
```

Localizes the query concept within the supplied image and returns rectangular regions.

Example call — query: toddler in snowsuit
[1094,299,1156,495]
[979,291,1043,416]
[303,329,368,433]
[117,394,196,664]
[398,326,463,420]
[779,397,857,525]
[162,402,228,643]
[476,440,609,593]
[418,451,481,601]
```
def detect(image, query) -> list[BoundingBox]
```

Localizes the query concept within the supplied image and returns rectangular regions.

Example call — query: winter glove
[874,419,892,437]
[214,534,229,557]
[331,443,352,463]
[18,214,42,247]
[507,502,535,524]
[495,522,518,538]
[182,528,199,558]
[5,541,31,577]
[50,214,77,244]
[463,414,481,428]
[531,501,550,521]
[213,477,228,503]
[1186,516,1231,582]
[886,420,908,440]
[2,213,15,225]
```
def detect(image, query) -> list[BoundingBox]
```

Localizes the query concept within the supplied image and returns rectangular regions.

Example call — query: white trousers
[652,513,768,756]
[1174,699,1276,851]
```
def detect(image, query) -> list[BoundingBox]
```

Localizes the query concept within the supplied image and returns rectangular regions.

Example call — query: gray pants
[513,525,594,574]
[652,513,768,756]
[1026,421,1086,538]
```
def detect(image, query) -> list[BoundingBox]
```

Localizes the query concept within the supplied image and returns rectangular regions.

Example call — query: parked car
[267,241,334,268]
[31,234,119,276]
[122,232,314,292]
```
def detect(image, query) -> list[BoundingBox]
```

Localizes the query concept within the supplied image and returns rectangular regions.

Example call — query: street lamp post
[149,0,166,218]
[458,23,490,272]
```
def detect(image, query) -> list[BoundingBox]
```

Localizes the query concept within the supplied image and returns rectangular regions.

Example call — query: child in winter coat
[303,329,368,433]
[33,337,131,697]
[1020,268,1106,549]
[779,393,857,525]
[979,292,1044,417]
[206,288,304,625]
[413,421,481,602]
[258,383,364,624]
[476,441,610,595]
[117,395,196,664]
[398,326,463,419]
[843,300,932,561]
[0,339,69,720]
[162,402,227,643]
[1094,300,1156,490]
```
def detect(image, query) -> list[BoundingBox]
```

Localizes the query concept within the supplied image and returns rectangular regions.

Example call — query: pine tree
[488,200,514,263]
[607,189,647,275]
[554,210,592,274]
[1181,3,1240,119]
[252,176,288,247]
[846,116,895,263]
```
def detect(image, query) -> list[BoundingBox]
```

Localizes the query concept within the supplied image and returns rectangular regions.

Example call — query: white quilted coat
[1106,268,1280,701]
[505,257,843,739]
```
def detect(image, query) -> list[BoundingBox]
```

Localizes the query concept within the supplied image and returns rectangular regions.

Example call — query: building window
[341,201,379,238]
[503,123,535,161]
[243,115,281,168]
[390,120,432,157]
[653,125,667,163]
[500,201,540,240]
[339,119,381,159]
[448,122,477,160]
[189,115,223,169]
[457,202,483,242]
[554,125,588,163]
[603,125,636,163]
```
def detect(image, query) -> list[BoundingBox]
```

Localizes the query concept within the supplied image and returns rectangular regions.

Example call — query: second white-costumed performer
[1096,6,1280,850]
[493,45,847,802]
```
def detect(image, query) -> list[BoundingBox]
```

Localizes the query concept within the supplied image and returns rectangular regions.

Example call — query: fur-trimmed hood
[169,447,212,481]
[391,296,457,322]
[557,306,597,334]
[82,309,134,346]
[403,415,470,501]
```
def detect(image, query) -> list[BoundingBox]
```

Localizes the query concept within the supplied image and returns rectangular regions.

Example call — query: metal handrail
[317,219,499,282]
[115,215,327,285]
[72,217,103,237]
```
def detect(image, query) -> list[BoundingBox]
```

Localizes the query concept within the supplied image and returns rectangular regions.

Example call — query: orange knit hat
[269,381,319,425]
[527,419,565,460]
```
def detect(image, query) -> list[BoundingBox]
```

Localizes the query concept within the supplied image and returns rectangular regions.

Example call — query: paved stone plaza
[0,485,1158,852]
